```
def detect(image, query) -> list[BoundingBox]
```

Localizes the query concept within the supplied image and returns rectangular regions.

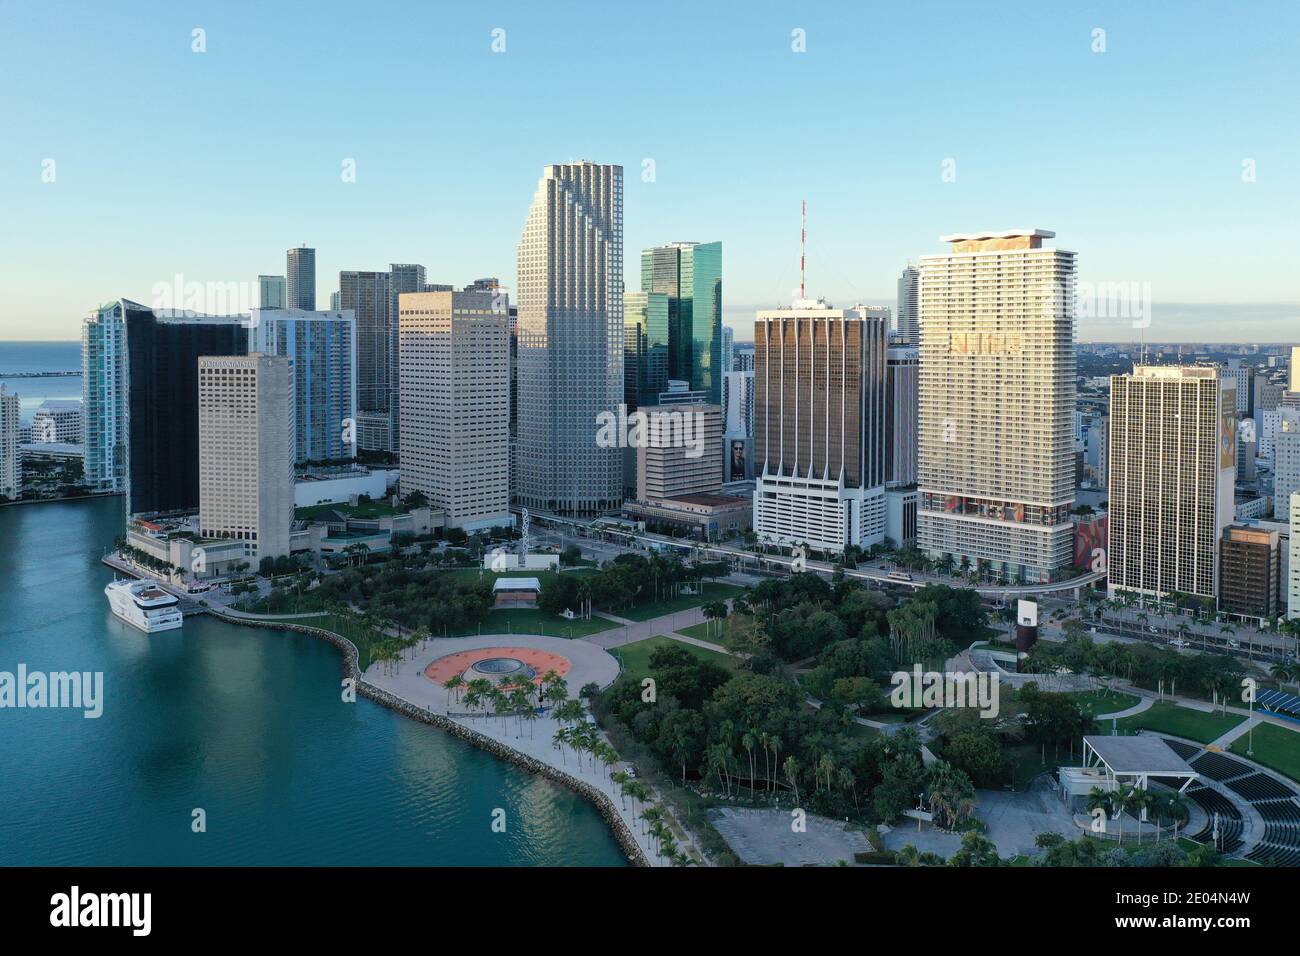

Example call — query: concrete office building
[398,289,511,530]
[248,308,358,465]
[635,403,723,500]
[1275,406,1300,520]
[1219,525,1280,621]
[753,300,888,553]
[916,230,1076,582]
[286,246,316,310]
[198,354,295,563]
[30,399,82,444]
[515,161,624,516]
[1107,366,1237,601]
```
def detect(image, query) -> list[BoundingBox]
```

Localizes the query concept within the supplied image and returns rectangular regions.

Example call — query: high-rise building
[258,275,287,309]
[515,161,624,516]
[398,289,511,530]
[30,399,83,444]
[1290,493,1300,620]
[624,292,670,411]
[896,264,920,346]
[723,370,755,482]
[1274,406,1300,517]
[1219,525,1280,620]
[635,403,723,500]
[339,270,393,451]
[721,325,735,377]
[82,300,248,514]
[1107,366,1237,601]
[1291,346,1300,394]
[885,346,918,488]
[0,386,19,500]
[286,247,316,310]
[641,241,723,404]
[732,345,755,372]
[916,229,1076,582]
[1223,360,1253,415]
[248,308,357,465]
[753,300,888,552]
[387,263,427,451]
[198,354,295,563]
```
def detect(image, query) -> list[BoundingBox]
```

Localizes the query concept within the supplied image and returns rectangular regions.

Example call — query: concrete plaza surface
[362,633,688,866]
[709,807,871,866]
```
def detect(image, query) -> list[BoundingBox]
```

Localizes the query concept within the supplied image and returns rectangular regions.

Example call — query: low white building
[31,399,83,444]
[294,467,396,508]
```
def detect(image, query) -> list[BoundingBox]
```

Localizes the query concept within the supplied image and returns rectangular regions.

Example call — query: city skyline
[3,1,1298,342]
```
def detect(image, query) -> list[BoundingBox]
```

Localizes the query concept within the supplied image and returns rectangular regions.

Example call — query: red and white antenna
[800,200,807,300]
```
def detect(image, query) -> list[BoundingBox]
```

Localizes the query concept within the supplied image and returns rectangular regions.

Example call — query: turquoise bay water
[0,497,626,866]
[0,341,82,424]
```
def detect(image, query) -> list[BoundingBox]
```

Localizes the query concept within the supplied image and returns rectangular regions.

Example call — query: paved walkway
[361,633,690,866]
[1210,717,1259,750]
[1096,697,1153,720]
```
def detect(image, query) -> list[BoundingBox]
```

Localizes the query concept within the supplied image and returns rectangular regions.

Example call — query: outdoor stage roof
[1082,735,1196,776]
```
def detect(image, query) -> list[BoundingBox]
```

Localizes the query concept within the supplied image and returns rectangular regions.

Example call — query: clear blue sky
[2,0,1297,342]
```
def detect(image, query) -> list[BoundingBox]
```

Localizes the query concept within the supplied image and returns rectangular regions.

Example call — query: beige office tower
[515,161,624,516]
[916,229,1076,583]
[198,354,295,563]
[1107,366,1237,601]
[398,289,511,530]
[753,300,888,553]
[635,403,723,500]
[1290,346,1300,394]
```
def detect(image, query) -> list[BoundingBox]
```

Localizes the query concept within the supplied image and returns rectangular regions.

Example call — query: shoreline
[206,607,651,868]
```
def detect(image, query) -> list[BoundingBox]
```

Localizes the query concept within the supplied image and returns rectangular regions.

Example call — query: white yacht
[105,578,184,633]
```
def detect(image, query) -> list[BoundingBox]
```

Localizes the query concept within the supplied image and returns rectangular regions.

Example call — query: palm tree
[742,730,757,794]
[1086,786,1110,835]
[783,756,800,805]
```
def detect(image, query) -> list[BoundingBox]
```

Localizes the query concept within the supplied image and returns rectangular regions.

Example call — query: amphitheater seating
[1161,738,1202,761]
[1254,799,1300,824]
[1186,784,1244,854]
[1225,772,1296,802]
[1190,751,1252,782]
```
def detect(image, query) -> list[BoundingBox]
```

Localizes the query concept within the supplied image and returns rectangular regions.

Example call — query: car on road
[1168,638,1191,648]
[1225,639,1241,649]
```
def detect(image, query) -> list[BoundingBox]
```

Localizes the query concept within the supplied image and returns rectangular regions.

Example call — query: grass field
[1110,701,1246,744]
[439,608,619,640]
[1069,689,1141,718]
[614,582,746,622]
[610,634,740,684]
[675,621,727,643]
[1228,722,1300,783]
[295,500,398,521]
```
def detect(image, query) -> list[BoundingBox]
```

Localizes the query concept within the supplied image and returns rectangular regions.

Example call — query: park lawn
[676,621,728,643]
[1228,722,1300,783]
[295,500,398,521]
[441,607,618,640]
[1069,689,1141,718]
[615,582,746,622]
[1111,701,1246,744]
[612,634,741,684]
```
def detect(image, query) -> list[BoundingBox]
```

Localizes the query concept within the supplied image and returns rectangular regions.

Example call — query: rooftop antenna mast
[800,200,807,300]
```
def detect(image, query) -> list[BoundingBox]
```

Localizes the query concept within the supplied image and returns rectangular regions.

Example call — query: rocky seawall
[208,610,650,867]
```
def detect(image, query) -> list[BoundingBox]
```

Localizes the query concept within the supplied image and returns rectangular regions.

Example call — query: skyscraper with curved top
[514,162,624,516]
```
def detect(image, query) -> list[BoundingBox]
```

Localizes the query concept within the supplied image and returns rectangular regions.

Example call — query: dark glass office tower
[287,246,316,310]
[124,308,248,514]
[339,270,393,442]
[623,292,670,410]
[640,241,722,405]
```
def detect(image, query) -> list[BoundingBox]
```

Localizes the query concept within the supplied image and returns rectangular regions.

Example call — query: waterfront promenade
[362,634,691,866]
